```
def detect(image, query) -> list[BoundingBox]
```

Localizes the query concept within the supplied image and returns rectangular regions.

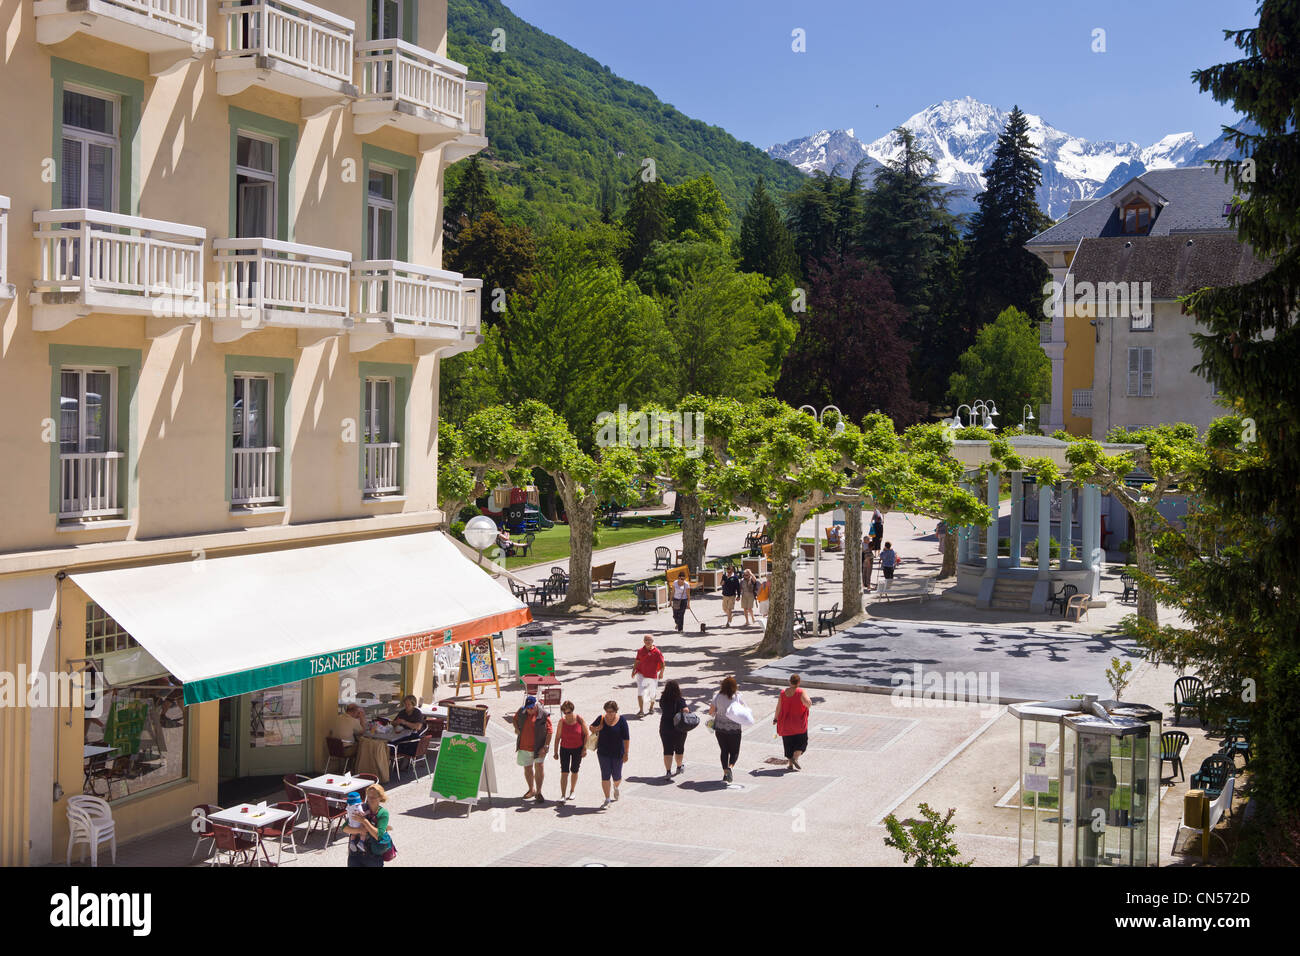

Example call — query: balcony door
[235,133,277,240]
[363,377,398,495]
[59,367,119,518]
[232,374,278,505]
[371,0,403,40]
[367,167,396,260]
[61,88,117,213]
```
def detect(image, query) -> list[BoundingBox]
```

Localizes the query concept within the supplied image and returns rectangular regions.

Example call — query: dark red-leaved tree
[777,257,926,424]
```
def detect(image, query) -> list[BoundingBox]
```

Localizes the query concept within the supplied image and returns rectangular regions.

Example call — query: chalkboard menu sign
[445,704,489,737]
[429,733,489,804]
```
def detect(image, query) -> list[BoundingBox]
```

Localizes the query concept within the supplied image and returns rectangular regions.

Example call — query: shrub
[883,804,972,867]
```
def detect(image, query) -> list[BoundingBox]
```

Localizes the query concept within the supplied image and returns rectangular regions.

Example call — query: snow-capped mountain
[768,97,1245,220]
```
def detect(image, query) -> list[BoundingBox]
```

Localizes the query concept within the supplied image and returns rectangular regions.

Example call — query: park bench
[591,561,616,590]
[1173,773,1235,857]
[876,577,938,603]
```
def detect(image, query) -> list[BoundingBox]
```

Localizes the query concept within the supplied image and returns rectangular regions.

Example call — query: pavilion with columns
[943,435,1143,612]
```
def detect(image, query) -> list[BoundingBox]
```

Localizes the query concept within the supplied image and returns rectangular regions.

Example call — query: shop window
[82,602,187,802]
[339,659,405,720]
[248,684,304,748]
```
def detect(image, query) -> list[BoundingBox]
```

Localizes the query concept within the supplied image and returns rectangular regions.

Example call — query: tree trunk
[679,492,707,571]
[756,519,800,657]
[1133,515,1158,625]
[566,496,597,606]
[940,528,957,579]
[842,504,863,617]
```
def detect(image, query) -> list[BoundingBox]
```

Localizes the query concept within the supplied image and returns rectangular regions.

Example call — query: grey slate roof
[1066,198,1098,217]
[1027,166,1237,247]
[1066,234,1270,299]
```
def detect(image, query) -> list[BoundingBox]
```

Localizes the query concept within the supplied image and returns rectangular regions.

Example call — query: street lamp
[797,405,843,629]
[1022,404,1036,431]
[463,514,499,565]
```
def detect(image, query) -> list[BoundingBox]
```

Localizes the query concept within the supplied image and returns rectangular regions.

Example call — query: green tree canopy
[738,175,798,283]
[946,307,1050,424]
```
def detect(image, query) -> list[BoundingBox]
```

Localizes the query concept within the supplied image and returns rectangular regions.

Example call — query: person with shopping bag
[708,676,754,783]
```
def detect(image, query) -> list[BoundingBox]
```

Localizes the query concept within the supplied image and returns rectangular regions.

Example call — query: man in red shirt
[632,634,666,716]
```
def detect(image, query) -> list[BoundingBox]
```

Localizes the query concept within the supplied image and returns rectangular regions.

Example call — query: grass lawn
[503,517,742,570]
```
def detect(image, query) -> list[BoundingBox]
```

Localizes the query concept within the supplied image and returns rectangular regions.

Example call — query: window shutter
[1128,348,1140,395]
[1141,347,1153,396]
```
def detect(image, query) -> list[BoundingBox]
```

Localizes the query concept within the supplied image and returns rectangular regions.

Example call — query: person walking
[343,783,392,868]
[774,674,812,771]
[658,680,690,779]
[551,700,589,801]
[513,696,552,803]
[720,567,740,626]
[862,538,876,592]
[592,700,631,808]
[869,510,884,552]
[632,634,665,716]
[879,540,900,596]
[708,676,746,783]
[670,571,691,633]
[739,569,758,627]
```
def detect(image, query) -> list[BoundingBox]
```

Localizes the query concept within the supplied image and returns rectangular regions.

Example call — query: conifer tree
[443,156,498,252]
[620,173,670,276]
[738,176,798,282]
[961,107,1052,337]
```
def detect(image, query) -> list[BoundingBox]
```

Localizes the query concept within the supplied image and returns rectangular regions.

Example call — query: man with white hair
[632,634,665,716]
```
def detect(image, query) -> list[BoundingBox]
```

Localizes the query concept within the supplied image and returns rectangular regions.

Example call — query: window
[1071,388,1093,418]
[1122,201,1152,235]
[363,377,399,495]
[235,132,277,240]
[366,167,396,260]
[61,88,118,212]
[371,0,404,40]
[1127,347,1154,397]
[59,367,122,519]
[231,373,278,505]
[82,601,188,802]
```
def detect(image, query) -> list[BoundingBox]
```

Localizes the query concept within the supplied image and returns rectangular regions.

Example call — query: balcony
[443,82,488,165]
[352,41,485,153]
[31,209,207,332]
[215,0,357,116]
[60,451,126,520]
[212,237,352,343]
[0,196,13,299]
[363,442,400,496]
[348,260,481,353]
[34,0,213,74]
[232,446,280,506]
[1071,389,1094,419]
[1039,321,1052,344]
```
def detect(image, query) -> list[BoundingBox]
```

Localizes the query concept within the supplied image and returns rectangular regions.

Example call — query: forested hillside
[447,0,805,232]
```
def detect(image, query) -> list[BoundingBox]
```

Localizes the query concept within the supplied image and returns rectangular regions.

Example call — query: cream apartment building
[0,0,528,865]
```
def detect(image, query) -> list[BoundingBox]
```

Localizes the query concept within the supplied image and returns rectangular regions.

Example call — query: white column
[985,472,999,573]
[1080,484,1095,571]
[1060,481,1073,569]
[1038,484,1052,577]
[1009,470,1023,568]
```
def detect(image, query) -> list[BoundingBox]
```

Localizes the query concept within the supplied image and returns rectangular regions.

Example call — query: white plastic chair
[66,796,116,866]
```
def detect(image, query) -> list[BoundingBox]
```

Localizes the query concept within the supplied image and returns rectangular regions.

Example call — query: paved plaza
[89,504,1216,868]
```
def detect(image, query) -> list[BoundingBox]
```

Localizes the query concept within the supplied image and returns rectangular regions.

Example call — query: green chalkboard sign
[430,733,489,803]
[517,632,555,677]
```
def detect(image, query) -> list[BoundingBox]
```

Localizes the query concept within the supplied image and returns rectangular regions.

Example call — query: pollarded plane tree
[697,399,992,657]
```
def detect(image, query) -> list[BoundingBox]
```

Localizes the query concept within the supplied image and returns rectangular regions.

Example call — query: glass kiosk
[1011,695,1161,866]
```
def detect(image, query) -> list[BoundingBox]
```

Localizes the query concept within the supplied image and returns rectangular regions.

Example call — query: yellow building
[0,0,526,866]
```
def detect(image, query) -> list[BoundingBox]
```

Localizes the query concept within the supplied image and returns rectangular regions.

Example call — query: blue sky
[502,0,1257,149]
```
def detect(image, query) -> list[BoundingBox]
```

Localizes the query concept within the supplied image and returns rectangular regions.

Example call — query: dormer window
[1123,201,1152,235]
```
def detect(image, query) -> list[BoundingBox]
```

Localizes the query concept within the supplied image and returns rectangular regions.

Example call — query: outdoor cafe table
[208,803,295,866]
[353,725,420,783]
[298,773,375,800]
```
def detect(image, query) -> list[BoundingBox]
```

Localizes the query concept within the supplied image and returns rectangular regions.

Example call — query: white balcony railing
[59,451,125,519]
[1071,389,1094,418]
[232,446,280,505]
[219,0,353,85]
[464,81,486,137]
[363,442,400,495]
[213,238,351,332]
[352,261,481,338]
[0,195,12,299]
[34,0,212,62]
[32,209,206,324]
[1039,321,1052,344]
[355,39,466,123]
[101,0,205,32]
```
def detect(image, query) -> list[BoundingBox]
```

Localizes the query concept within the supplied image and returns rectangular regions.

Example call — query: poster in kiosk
[430,704,497,812]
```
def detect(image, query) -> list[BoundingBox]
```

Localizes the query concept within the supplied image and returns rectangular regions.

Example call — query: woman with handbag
[774,674,812,770]
[552,700,590,802]
[343,783,394,867]
[591,700,630,808]
[658,680,693,779]
[708,675,751,783]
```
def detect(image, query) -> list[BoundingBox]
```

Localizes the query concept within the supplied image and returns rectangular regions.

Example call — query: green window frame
[357,361,410,493]
[48,345,141,517]
[362,144,416,261]
[50,59,143,215]
[367,0,418,42]
[225,355,293,506]
[228,107,298,242]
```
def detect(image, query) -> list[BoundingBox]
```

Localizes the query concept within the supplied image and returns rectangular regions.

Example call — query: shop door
[217,681,313,779]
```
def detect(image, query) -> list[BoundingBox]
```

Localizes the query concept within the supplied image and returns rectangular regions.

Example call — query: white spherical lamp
[463,514,499,552]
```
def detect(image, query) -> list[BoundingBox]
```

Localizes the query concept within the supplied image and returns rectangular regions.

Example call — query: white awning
[71,531,530,705]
